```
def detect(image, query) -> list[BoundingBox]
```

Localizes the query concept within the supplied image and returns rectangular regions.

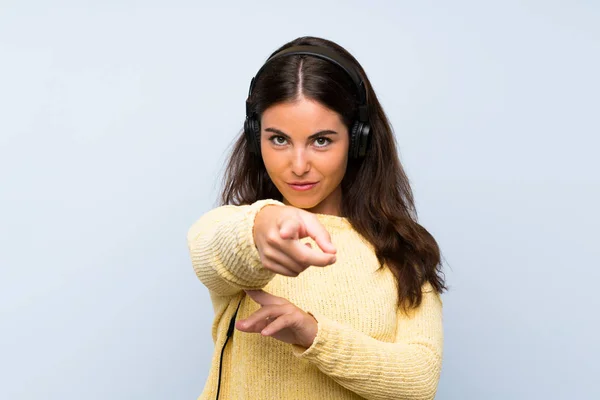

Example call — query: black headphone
[244,45,371,160]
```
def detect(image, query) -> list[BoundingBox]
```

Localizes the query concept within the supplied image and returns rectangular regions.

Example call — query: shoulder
[421,281,443,307]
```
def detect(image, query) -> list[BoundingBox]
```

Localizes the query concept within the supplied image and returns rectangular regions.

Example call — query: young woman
[187,36,447,400]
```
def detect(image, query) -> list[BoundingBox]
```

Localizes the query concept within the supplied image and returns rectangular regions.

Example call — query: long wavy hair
[219,36,446,311]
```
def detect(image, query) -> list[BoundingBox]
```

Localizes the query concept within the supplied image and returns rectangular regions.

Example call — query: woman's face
[260,96,349,216]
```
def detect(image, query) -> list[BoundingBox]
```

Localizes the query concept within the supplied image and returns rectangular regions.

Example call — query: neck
[283,186,343,216]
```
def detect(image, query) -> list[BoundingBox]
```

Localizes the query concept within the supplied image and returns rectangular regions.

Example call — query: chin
[282,194,322,210]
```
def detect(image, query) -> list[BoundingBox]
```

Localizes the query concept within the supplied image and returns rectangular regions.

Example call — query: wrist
[252,203,282,244]
[301,313,319,349]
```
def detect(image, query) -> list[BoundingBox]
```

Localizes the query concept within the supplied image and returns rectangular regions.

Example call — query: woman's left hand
[236,289,318,349]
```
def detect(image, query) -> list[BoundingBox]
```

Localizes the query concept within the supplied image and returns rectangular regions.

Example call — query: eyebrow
[264,127,338,140]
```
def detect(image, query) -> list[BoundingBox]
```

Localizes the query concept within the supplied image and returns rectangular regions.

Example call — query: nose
[290,147,310,176]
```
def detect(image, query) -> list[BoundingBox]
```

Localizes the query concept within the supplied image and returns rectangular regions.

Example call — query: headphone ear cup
[244,117,261,155]
[357,123,371,158]
[252,118,261,155]
[349,121,371,159]
[349,122,360,159]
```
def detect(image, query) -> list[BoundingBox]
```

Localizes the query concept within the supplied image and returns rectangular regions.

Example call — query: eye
[314,137,332,147]
[268,135,288,146]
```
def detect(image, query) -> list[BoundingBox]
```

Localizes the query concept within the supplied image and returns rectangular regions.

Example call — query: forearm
[291,287,443,400]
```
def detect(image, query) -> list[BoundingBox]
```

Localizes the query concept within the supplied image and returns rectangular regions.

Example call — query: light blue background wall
[1,1,598,399]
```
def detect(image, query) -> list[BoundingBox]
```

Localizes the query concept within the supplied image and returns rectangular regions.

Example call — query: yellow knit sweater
[187,199,443,400]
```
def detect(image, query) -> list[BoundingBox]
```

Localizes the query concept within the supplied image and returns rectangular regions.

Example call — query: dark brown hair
[219,36,446,311]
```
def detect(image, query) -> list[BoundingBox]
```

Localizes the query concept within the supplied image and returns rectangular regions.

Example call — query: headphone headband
[246,45,368,122]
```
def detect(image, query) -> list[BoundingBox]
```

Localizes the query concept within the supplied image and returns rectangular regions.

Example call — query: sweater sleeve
[291,283,443,400]
[186,199,286,296]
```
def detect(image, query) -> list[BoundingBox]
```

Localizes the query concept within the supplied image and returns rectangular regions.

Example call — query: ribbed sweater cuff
[211,199,285,288]
[290,310,340,361]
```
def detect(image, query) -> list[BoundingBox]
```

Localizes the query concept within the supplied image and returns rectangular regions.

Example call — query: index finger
[289,240,337,267]
[302,216,337,254]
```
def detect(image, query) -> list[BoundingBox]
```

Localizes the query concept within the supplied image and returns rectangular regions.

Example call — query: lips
[287,182,318,191]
